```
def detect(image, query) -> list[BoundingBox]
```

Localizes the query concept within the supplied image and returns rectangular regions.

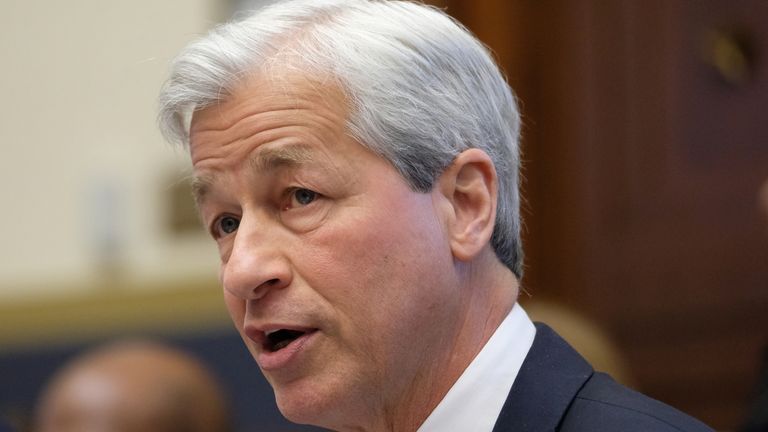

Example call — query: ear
[436,148,498,262]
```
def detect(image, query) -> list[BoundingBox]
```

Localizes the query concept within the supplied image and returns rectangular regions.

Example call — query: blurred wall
[0,1,228,301]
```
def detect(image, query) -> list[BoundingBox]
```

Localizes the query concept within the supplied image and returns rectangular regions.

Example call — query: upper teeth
[265,329,281,337]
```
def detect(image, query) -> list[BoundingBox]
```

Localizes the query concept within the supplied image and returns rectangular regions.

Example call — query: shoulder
[560,372,713,432]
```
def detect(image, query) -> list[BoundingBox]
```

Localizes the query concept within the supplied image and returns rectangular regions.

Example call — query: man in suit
[158,1,712,430]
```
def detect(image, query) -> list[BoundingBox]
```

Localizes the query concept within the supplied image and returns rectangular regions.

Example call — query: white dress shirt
[417,303,536,432]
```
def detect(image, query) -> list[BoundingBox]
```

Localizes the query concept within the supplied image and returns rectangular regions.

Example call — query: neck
[384,251,518,432]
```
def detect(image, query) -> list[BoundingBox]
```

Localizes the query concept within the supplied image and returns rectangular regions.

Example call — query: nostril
[252,278,285,297]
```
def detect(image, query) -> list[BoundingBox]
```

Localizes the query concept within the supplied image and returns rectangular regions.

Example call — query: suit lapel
[492,323,593,432]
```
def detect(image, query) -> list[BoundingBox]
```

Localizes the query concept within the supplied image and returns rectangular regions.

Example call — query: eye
[214,215,240,237]
[290,188,318,207]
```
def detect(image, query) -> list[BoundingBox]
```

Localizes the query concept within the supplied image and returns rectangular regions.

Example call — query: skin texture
[35,340,230,432]
[190,71,518,432]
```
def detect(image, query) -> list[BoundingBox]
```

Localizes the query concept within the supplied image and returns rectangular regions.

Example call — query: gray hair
[158,0,524,277]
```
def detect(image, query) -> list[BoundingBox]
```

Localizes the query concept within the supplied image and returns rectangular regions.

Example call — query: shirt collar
[417,303,536,432]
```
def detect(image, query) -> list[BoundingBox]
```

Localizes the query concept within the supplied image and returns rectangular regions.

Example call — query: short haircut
[159,0,524,277]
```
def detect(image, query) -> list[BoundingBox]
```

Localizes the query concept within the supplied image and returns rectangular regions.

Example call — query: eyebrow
[248,144,315,172]
[190,144,317,206]
[190,174,214,207]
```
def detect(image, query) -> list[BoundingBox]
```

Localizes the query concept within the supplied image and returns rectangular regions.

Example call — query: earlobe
[437,149,498,262]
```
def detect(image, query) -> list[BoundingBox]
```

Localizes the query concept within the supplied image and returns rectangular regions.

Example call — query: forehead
[188,70,351,166]
[186,71,395,206]
[190,71,348,145]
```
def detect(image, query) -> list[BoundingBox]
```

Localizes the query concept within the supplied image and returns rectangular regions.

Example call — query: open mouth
[264,329,314,352]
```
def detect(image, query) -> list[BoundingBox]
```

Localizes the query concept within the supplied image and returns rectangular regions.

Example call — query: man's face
[189,73,462,428]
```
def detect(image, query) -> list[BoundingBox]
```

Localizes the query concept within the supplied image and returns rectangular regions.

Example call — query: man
[35,340,231,432]
[158,1,712,430]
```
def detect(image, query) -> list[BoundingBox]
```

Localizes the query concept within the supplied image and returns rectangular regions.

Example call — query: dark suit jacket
[492,324,713,431]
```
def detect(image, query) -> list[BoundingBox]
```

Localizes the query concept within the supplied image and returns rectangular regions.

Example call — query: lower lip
[256,330,318,371]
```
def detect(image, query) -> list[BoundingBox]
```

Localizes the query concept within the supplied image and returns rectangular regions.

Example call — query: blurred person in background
[158,1,713,431]
[35,339,231,432]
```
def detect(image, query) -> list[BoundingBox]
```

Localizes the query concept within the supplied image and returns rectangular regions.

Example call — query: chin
[274,380,361,430]
[274,383,332,425]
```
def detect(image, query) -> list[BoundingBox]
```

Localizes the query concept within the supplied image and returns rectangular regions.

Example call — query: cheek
[306,193,452,331]
[223,291,261,360]
[223,289,246,329]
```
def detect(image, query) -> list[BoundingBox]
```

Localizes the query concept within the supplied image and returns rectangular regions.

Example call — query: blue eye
[217,216,240,235]
[293,188,317,206]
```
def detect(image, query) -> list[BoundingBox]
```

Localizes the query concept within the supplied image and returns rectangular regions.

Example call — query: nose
[221,215,292,302]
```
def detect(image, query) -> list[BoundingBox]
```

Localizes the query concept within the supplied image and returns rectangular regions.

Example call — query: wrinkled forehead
[190,67,347,138]
[185,69,386,208]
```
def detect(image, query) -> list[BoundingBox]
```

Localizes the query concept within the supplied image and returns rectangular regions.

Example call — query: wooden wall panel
[448,0,768,429]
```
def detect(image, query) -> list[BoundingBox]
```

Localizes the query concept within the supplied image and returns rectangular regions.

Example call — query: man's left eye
[292,188,317,206]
